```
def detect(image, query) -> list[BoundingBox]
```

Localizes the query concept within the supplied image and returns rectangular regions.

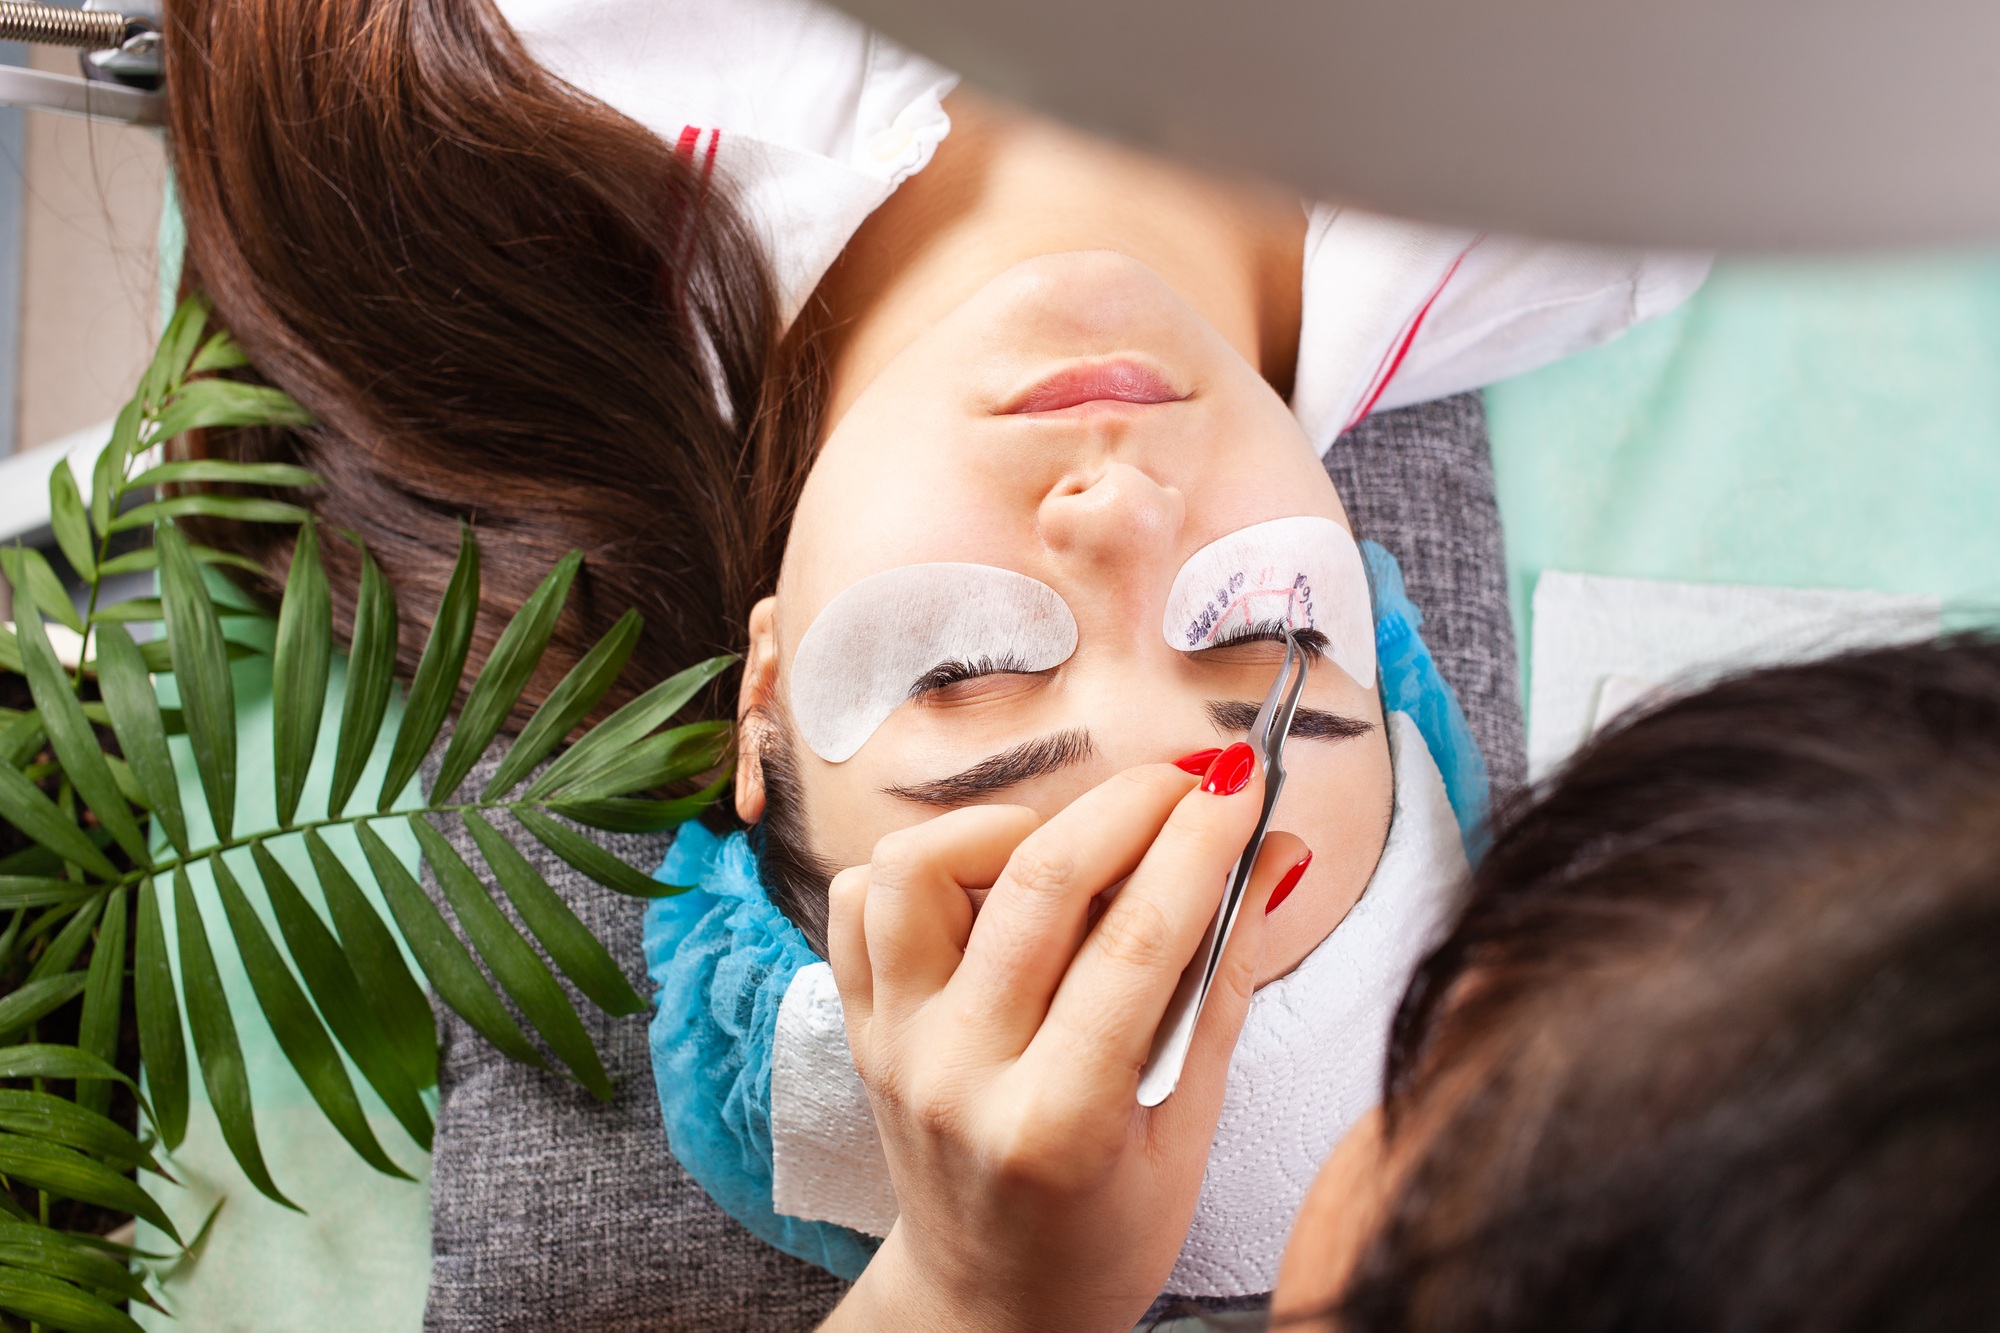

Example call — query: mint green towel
[1490,250,2000,701]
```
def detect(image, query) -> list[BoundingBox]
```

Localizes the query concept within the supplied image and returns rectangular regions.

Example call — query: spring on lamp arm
[0,2,140,50]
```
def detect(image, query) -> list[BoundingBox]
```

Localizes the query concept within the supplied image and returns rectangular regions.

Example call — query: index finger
[946,765,1198,1056]
[1028,753,1267,1096]
[859,804,1042,1028]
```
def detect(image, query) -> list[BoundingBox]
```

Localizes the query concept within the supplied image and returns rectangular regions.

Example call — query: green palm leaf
[173,867,298,1211]
[12,597,148,863]
[0,1264,144,1333]
[129,459,320,490]
[462,811,645,1016]
[0,1217,155,1304]
[356,821,544,1071]
[250,842,433,1151]
[0,545,83,633]
[0,1091,160,1174]
[0,878,95,910]
[483,608,641,800]
[110,493,309,534]
[0,973,87,1041]
[271,518,332,827]
[411,816,611,1098]
[525,655,732,800]
[157,521,238,842]
[47,461,95,580]
[212,855,412,1179]
[140,293,207,409]
[0,1046,134,1091]
[378,524,478,812]
[90,399,140,536]
[87,597,164,624]
[96,543,263,579]
[545,721,730,804]
[0,711,46,771]
[94,625,189,853]
[303,831,437,1091]
[25,895,103,983]
[327,543,397,819]
[0,1135,179,1243]
[75,887,126,1117]
[431,550,580,803]
[513,806,683,898]
[185,326,249,376]
[134,878,190,1150]
[547,774,731,835]
[145,378,314,444]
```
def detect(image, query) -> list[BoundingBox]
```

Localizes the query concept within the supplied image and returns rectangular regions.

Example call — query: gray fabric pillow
[1323,391,1526,797]
[420,390,1522,1329]
[420,763,847,1332]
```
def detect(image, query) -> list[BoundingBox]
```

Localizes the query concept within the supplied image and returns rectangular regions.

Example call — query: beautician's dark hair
[1329,634,2000,1330]
[162,0,825,738]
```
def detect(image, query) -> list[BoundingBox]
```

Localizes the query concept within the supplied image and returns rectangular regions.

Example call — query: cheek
[795,753,930,875]
[1281,724,1393,864]
[1259,724,1395,968]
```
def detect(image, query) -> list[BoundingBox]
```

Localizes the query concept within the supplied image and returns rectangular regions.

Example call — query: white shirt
[495,0,1709,451]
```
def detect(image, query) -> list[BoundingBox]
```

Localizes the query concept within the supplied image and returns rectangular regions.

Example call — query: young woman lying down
[164,0,1705,1313]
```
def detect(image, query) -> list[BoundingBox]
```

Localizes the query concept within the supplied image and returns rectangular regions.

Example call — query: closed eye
[908,653,1038,699]
[1200,620,1330,658]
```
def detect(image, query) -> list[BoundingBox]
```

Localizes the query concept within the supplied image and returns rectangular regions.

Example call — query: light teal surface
[138,620,433,1331]
[1488,250,2000,697]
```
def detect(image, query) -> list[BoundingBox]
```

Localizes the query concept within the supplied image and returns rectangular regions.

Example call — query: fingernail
[1201,742,1256,796]
[1266,849,1313,914]
[1172,747,1223,775]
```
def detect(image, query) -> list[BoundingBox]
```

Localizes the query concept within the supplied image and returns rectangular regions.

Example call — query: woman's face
[739,250,1393,977]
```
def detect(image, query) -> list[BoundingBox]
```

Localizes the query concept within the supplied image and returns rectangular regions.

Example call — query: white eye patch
[789,563,1078,763]
[1162,516,1376,688]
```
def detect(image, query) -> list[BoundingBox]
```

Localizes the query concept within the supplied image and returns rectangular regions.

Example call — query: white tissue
[771,964,900,1233]
[1527,570,1941,781]
[769,712,1464,1296]
[1160,516,1376,689]
[788,563,1078,763]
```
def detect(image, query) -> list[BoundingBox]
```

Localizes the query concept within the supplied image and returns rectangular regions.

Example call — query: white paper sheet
[1527,570,1941,780]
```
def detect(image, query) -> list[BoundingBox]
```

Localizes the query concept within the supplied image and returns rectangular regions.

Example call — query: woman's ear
[735,597,781,823]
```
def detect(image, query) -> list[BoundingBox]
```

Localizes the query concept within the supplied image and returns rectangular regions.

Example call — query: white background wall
[14,40,164,454]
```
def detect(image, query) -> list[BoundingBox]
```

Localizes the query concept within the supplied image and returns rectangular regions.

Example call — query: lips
[1002,359,1185,414]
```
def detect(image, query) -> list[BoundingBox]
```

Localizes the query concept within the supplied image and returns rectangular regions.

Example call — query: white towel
[1527,570,1942,781]
[770,711,1466,1297]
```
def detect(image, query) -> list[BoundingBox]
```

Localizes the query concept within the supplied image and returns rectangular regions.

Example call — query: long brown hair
[164,0,824,727]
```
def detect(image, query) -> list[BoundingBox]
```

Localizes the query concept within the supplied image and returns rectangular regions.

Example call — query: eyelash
[1206,620,1330,656]
[907,623,1326,698]
[909,653,1036,698]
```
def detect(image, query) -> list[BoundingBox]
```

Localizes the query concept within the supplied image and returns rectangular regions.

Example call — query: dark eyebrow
[882,728,1096,807]
[1205,699,1374,742]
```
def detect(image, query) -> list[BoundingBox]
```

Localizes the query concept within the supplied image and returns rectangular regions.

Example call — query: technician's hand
[818,743,1309,1333]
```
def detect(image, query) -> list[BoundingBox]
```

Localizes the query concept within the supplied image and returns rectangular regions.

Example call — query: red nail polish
[1266,850,1313,914]
[1201,742,1256,796]
[1172,747,1223,775]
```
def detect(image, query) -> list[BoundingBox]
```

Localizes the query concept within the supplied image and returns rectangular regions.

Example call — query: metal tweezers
[1137,632,1309,1107]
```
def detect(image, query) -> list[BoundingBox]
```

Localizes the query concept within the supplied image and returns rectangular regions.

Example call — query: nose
[1037,459,1186,649]
[1038,459,1184,574]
